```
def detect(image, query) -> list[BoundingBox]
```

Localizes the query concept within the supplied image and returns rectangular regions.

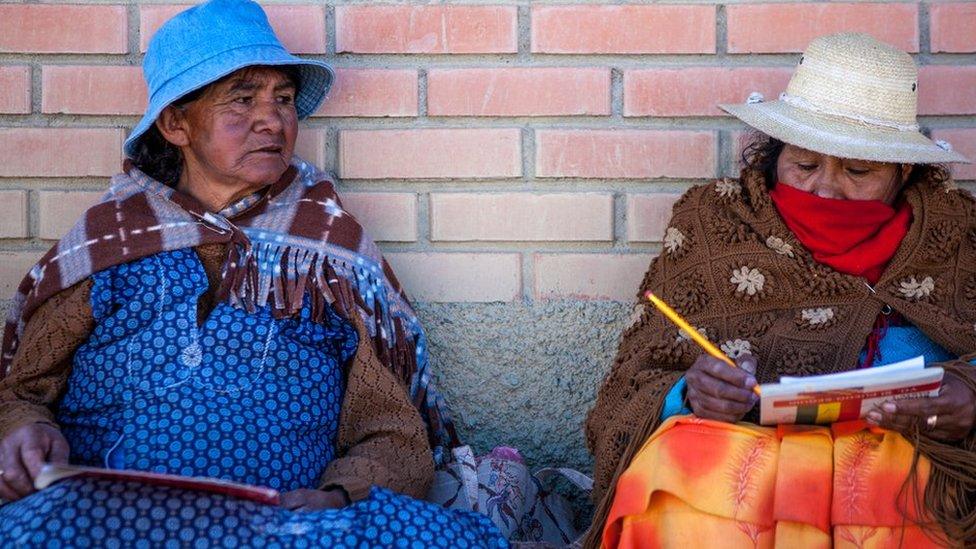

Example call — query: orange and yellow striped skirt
[602,416,948,548]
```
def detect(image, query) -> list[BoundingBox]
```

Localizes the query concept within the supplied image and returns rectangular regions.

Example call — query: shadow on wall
[415,300,633,474]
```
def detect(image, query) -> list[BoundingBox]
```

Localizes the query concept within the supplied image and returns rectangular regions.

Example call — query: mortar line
[325,4,336,56]
[521,250,533,305]
[918,1,932,62]
[610,67,623,120]
[715,3,728,58]
[417,191,432,247]
[417,69,429,118]
[613,192,628,249]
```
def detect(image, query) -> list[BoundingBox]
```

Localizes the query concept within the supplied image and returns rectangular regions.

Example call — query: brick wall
[1,1,975,468]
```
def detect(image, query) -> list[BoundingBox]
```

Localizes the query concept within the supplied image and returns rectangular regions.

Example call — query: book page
[759,356,941,425]
[34,464,281,505]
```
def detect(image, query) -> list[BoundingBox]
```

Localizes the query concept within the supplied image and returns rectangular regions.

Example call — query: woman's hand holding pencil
[684,355,760,424]
[644,291,760,423]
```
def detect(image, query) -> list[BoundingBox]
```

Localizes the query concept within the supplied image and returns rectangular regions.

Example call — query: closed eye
[797,163,818,172]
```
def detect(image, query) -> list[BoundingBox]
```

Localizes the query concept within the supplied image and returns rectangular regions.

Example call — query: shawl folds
[0,158,459,463]
[585,168,976,546]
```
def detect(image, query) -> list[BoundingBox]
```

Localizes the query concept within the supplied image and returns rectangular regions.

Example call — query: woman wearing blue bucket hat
[0,0,505,546]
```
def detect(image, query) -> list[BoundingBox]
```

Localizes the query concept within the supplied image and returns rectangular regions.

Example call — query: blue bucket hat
[124,0,334,157]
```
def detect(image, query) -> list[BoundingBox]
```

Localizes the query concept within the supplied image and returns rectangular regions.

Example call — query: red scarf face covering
[769,182,913,285]
[770,182,913,368]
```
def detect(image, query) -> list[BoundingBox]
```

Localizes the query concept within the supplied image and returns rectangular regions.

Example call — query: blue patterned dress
[0,249,506,548]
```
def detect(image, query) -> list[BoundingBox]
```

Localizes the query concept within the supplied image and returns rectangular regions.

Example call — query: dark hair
[739,130,952,189]
[129,66,300,187]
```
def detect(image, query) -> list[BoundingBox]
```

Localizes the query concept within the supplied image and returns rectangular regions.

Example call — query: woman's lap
[0,479,507,548]
[603,416,943,549]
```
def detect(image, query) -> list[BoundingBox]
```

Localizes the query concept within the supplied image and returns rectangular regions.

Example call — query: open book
[759,356,942,425]
[34,464,280,505]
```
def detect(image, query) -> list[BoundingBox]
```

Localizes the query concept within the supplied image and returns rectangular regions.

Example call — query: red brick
[919,66,976,115]
[42,66,147,116]
[0,5,127,54]
[294,129,326,168]
[726,3,918,53]
[336,5,517,54]
[533,254,655,301]
[0,129,124,177]
[315,69,418,118]
[428,68,611,117]
[141,5,326,53]
[430,193,613,242]
[339,129,521,180]
[531,5,715,54]
[535,130,716,179]
[0,252,45,300]
[386,253,521,302]
[931,3,976,53]
[627,194,683,242]
[0,191,28,238]
[624,67,793,117]
[38,191,103,240]
[0,67,30,114]
[931,129,976,180]
[341,193,418,242]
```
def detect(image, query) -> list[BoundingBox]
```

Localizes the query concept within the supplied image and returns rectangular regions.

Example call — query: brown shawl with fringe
[585,168,976,546]
[1,158,459,461]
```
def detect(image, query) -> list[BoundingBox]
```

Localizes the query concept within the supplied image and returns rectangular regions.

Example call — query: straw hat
[721,33,969,164]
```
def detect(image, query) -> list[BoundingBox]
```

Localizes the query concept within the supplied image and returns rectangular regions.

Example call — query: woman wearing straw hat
[586,33,975,548]
[0,0,505,546]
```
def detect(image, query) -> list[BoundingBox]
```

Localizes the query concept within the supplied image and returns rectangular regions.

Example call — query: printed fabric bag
[426,446,592,547]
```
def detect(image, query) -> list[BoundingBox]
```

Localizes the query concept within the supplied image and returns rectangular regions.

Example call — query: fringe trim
[221,239,402,353]
[582,371,678,549]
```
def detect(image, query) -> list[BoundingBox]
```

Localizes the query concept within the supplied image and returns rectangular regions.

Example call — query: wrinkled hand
[866,373,976,441]
[0,423,70,501]
[686,354,759,423]
[280,488,350,511]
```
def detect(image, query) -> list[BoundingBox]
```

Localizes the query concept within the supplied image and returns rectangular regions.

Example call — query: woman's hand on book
[866,373,976,441]
[280,488,350,511]
[686,354,760,423]
[0,422,70,501]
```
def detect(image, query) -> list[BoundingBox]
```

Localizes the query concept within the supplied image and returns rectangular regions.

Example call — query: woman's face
[161,66,298,195]
[775,144,911,204]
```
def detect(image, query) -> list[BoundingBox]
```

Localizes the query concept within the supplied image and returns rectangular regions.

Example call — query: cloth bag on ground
[427,446,592,547]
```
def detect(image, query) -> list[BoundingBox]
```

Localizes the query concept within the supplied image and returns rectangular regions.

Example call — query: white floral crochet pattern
[721,339,753,362]
[676,326,707,343]
[626,303,644,330]
[765,235,795,258]
[715,178,742,198]
[898,276,935,300]
[801,307,834,326]
[663,227,686,254]
[730,266,765,296]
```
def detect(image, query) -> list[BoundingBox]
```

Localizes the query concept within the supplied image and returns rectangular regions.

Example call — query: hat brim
[124,44,334,157]
[720,100,970,164]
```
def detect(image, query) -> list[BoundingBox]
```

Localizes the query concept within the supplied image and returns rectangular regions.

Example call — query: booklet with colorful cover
[34,464,281,505]
[759,356,942,425]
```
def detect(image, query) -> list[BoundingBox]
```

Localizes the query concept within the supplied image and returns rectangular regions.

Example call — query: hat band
[779,93,920,132]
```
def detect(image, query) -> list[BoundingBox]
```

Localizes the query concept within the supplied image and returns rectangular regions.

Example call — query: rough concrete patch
[414,300,632,475]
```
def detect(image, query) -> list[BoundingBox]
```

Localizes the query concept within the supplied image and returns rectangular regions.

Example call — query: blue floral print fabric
[0,249,507,548]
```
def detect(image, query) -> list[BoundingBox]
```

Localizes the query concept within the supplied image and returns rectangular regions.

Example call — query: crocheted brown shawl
[585,168,976,546]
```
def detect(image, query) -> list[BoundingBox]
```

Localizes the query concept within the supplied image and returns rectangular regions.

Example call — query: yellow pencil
[644,290,761,396]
